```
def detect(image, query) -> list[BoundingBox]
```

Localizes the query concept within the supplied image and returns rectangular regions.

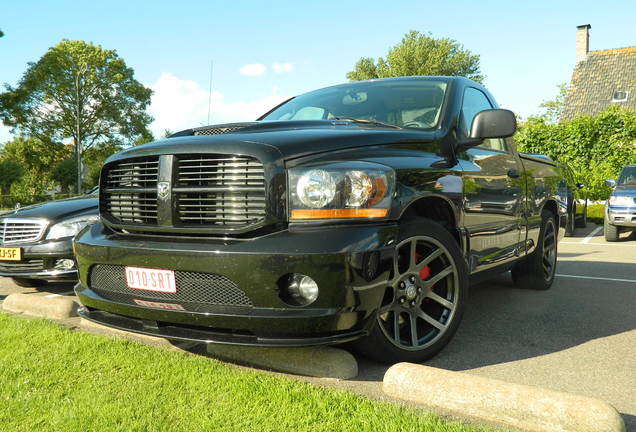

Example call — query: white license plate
[125,266,176,293]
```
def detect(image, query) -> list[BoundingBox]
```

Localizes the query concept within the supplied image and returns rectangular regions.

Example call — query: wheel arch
[397,195,462,247]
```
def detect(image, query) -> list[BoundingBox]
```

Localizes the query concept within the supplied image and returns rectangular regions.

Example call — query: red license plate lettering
[125,266,176,293]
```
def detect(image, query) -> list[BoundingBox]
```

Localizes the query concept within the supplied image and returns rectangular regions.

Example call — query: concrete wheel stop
[2,293,79,320]
[206,344,358,380]
[383,363,625,432]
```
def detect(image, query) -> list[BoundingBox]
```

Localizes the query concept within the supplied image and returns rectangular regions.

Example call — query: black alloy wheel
[354,218,468,364]
[511,211,557,290]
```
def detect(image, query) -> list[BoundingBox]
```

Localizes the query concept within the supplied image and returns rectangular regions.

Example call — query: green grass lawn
[0,314,502,432]
[585,203,604,224]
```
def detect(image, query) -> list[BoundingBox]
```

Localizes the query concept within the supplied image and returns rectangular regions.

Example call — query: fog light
[55,259,76,270]
[286,274,319,306]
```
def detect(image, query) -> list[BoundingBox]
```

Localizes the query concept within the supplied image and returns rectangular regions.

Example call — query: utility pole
[207,60,213,125]
[75,66,86,194]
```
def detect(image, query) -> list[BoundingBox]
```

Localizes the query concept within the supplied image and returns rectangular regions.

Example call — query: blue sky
[2,0,636,142]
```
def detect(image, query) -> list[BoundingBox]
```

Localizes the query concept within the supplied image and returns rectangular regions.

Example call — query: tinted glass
[461,88,506,152]
[261,79,448,129]
[618,166,636,185]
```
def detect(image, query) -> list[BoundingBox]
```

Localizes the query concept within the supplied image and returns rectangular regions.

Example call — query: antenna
[207,60,213,125]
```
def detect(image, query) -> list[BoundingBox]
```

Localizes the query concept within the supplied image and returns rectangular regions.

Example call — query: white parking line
[556,274,636,283]
[580,226,603,244]
[44,291,75,298]
[561,241,636,247]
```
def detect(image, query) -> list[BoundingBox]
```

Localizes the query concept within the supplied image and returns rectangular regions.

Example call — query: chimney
[576,24,591,62]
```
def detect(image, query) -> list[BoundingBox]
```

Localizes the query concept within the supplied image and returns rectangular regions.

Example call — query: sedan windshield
[618,166,636,185]
[261,78,447,130]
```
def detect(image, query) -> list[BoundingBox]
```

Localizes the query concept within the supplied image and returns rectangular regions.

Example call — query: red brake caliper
[415,253,431,281]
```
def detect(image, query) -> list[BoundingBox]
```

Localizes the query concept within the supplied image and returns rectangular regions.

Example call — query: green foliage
[0,159,23,194]
[82,141,123,187]
[347,30,482,82]
[516,106,636,200]
[537,83,568,124]
[0,39,153,192]
[51,157,78,193]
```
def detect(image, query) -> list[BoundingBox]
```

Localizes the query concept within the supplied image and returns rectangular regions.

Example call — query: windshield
[618,166,636,185]
[261,79,447,130]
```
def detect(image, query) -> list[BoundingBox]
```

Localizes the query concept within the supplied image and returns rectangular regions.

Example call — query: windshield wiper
[331,117,402,129]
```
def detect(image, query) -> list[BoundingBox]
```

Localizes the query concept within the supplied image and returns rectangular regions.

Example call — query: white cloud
[239,63,267,76]
[147,72,289,137]
[0,122,13,144]
[272,63,293,73]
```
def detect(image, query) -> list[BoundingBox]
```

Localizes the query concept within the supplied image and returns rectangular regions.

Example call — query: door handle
[507,169,520,178]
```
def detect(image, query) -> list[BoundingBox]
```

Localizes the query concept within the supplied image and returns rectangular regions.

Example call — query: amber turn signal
[290,208,388,219]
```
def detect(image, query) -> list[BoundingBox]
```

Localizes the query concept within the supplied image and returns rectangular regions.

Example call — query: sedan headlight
[289,162,395,220]
[46,214,100,240]
[608,195,635,207]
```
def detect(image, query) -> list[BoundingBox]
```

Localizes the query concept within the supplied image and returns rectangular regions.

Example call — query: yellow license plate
[0,247,21,261]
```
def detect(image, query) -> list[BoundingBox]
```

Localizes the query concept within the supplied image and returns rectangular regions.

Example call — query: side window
[461,87,507,152]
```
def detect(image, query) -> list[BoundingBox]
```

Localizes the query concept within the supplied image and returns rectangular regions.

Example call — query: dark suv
[0,189,98,286]
[74,77,565,363]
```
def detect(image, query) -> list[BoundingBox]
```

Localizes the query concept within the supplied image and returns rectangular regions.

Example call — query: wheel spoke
[425,290,454,309]
[416,309,445,331]
[409,240,418,269]
[393,311,401,345]
[414,248,443,272]
[409,313,419,347]
[423,265,454,288]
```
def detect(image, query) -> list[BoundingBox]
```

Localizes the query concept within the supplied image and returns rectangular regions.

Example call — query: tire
[565,203,575,237]
[604,218,619,242]
[575,202,587,228]
[353,218,469,364]
[12,278,47,288]
[511,211,557,290]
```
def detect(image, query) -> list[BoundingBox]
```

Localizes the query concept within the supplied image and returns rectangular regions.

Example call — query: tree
[516,105,636,201]
[536,83,568,123]
[0,40,153,193]
[0,29,4,38]
[0,159,23,195]
[347,30,482,82]
[51,157,78,193]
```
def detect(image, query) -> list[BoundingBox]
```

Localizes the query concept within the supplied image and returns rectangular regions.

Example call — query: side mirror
[604,179,616,188]
[576,183,585,189]
[469,109,517,140]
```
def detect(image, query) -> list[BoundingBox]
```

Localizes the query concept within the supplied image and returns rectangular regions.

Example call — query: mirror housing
[605,179,616,188]
[469,109,517,140]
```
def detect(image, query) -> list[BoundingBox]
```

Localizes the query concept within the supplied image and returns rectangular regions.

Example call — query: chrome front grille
[176,156,266,226]
[102,157,159,225]
[0,218,48,244]
[101,154,267,231]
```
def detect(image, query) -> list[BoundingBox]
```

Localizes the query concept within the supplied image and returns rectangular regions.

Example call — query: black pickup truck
[74,77,566,363]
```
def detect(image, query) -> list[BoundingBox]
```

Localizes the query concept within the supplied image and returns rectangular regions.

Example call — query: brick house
[560,24,636,121]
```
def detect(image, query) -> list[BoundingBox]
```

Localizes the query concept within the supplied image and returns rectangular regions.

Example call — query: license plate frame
[125,266,177,294]
[0,247,22,261]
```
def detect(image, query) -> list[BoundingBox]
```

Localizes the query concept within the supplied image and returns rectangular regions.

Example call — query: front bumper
[0,238,78,281]
[606,207,636,228]
[74,223,398,346]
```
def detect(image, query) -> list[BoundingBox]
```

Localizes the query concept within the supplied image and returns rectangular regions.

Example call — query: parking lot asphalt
[1,223,634,430]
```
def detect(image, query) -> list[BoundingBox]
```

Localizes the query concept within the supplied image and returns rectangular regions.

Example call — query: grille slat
[175,155,266,227]
[0,259,45,272]
[90,265,253,307]
[101,154,267,230]
[0,219,48,244]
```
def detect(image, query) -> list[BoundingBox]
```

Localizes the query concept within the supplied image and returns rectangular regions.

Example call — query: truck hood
[109,121,439,162]
[612,184,636,197]
[1,195,98,222]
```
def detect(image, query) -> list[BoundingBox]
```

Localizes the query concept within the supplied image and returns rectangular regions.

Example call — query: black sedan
[0,189,98,286]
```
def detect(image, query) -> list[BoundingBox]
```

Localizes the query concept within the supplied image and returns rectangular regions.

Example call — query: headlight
[46,214,100,240]
[608,195,635,207]
[289,162,394,220]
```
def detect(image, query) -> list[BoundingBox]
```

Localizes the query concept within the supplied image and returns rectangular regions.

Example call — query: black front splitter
[79,307,368,347]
